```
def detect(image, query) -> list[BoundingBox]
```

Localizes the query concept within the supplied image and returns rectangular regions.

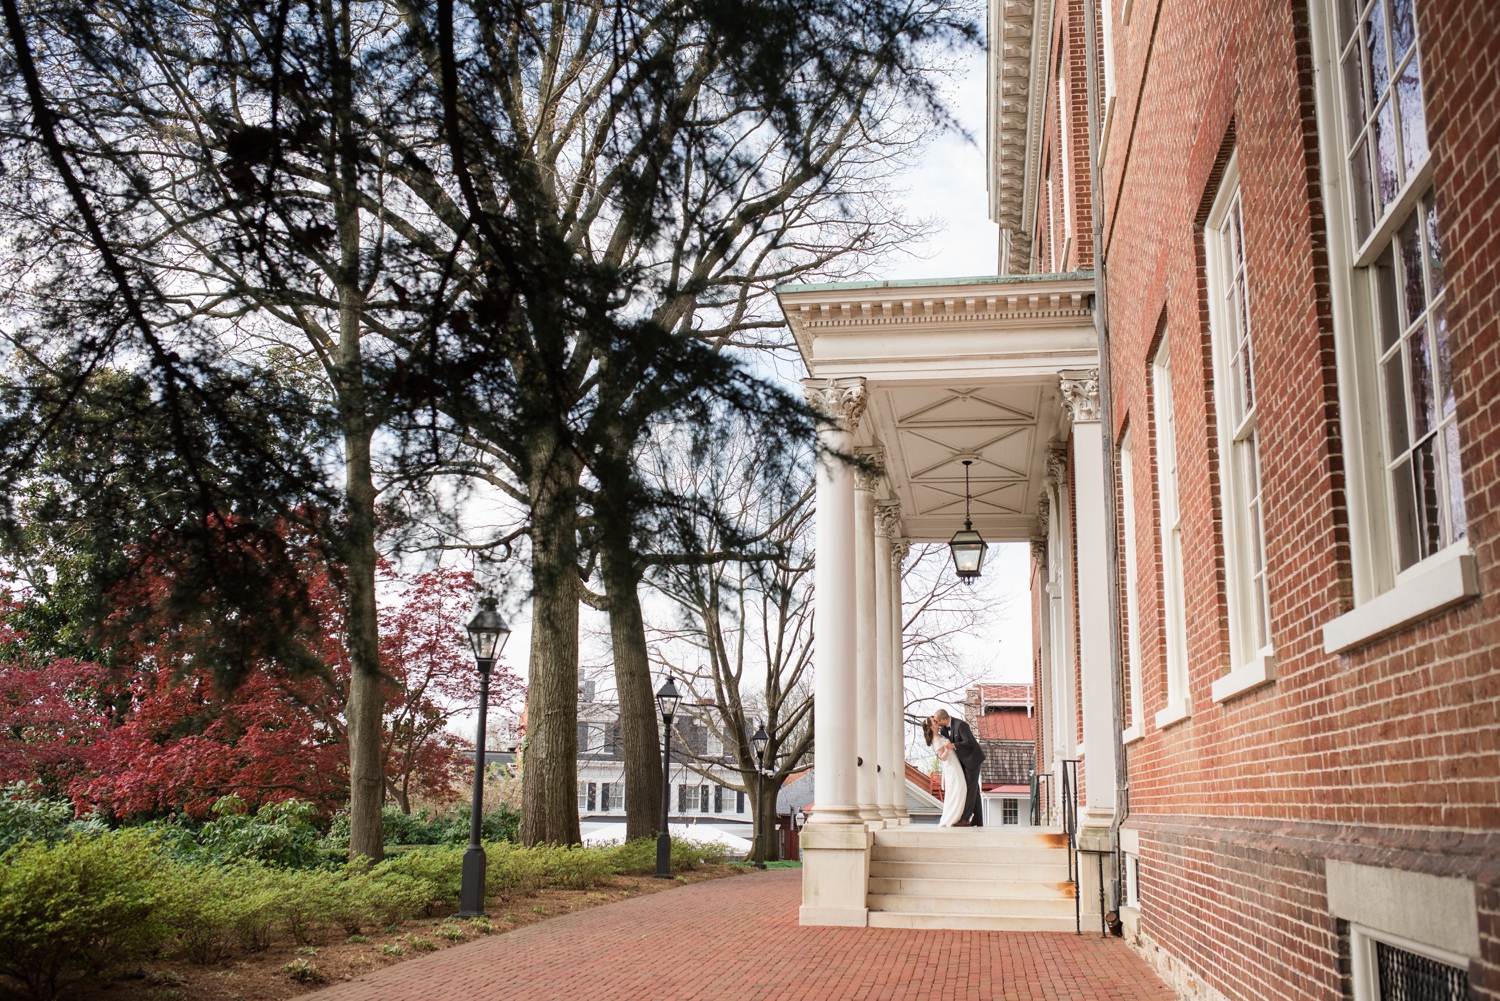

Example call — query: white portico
[778,271,1120,929]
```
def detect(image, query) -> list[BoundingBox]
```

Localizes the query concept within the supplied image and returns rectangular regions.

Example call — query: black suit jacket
[944,718,985,771]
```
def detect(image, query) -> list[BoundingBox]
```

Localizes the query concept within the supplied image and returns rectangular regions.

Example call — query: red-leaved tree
[378,565,524,814]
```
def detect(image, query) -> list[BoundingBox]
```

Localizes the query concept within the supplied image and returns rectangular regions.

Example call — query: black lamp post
[751,722,770,869]
[948,459,989,583]
[654,677,681,879]
[458,596,510,918]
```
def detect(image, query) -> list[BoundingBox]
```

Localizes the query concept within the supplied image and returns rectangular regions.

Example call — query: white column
[874,501,899,821]
[1061,370,1119,831]
[853,458,882,825]
[799,377,870,929]
[803,377,864,825]
[891,538,911,822]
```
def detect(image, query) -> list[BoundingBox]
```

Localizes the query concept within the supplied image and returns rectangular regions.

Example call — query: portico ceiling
[776,272,1098,543]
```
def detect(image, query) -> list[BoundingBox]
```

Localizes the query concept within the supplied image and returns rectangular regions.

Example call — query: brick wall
[1026,0,1500,995]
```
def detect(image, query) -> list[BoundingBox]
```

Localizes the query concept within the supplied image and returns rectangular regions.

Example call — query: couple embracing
[923,709,986,827]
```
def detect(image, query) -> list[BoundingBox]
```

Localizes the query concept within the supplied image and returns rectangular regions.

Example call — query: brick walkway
[304,870,1178,1001]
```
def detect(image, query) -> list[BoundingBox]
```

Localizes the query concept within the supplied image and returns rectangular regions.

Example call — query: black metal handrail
[1029,770,1054,828]
[1061,759,1080,933]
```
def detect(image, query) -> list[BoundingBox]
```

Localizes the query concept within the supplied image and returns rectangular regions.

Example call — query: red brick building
[1003,0,1500,997]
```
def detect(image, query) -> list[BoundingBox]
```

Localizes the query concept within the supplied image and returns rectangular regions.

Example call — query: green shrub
[0,830,174,1001]
[601,838,656,875]
[282,959,323,984]
[535,844,610,889]
[0,782,108,855]
[277,868,338,944]
[484,841,544,897]
[324,804,521,849]
[375,844,464,905]
[671,838,729,870]
[166,862,259,964]
[194,797,325,869]
[326,859,433,933]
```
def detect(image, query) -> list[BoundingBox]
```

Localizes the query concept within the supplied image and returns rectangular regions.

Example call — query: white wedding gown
[936,741,967,827]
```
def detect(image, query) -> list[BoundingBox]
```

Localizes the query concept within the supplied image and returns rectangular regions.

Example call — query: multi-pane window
[1337,0,1427,243]
[1374,197,1463,568]
[1002,799,1019,825]
[1153,339,1190,722]
[577,782,587,812]
[1334,0,1464,575]
[1209,173,1275,670]
[586,782,597,812]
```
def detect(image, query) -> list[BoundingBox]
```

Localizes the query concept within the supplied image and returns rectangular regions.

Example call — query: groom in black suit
[934,709,985,826]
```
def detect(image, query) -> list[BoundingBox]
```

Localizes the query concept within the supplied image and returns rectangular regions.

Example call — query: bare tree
[643,424,814,862]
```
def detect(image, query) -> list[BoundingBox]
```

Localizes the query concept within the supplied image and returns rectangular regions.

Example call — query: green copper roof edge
[775,271,1095,294]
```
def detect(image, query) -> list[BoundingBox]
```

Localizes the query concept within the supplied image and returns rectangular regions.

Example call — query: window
[736,790,746,814]
[1350,925,1470,1001]
[699,784,710,813]
[586,782,596,812]
[577,782,587,812]
[1120,429,1143,739]
[577,723,592,754]
[1002,799,1019,825]
[615,781,625,813]
[1206,161,1276,701]
[1325,0,1465,582]
[1152,337,1190,726]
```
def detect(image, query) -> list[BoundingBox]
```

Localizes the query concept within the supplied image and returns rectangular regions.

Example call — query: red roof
[976,706,1035,741]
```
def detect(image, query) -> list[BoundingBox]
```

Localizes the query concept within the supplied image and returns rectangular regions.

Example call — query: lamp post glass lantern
[751,722,770,868]
[948,460,989,583]
[458,597,510,918]
[654,677,680,879]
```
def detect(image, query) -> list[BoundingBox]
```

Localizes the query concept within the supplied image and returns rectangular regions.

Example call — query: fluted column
[853,454,882,825]
[803,377,865,826]
[891,538,911,822]
[873,501,899,821]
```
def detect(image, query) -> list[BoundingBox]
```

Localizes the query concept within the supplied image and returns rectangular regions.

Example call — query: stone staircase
[866,826,1077,931]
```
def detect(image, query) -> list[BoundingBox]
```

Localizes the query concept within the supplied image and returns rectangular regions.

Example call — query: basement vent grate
[1376,941,1468,1001]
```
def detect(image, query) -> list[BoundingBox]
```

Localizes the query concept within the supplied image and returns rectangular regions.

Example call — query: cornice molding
[987,0,1052,273]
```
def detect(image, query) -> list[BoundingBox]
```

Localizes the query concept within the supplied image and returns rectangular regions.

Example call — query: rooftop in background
[966,683,1036,743]
[966,683,1034,709]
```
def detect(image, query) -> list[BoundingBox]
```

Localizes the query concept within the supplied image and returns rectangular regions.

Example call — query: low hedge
[0,830,730,1000]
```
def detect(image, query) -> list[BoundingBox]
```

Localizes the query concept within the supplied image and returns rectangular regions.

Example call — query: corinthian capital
[802,377,868,433]
[890,538,910,569]
[1059,369,1101,423]
[1045,444,1068,487]
[875,501,902,538]
[1030,538,1048,566]
[854,448,886,492]
[1036,494,1050,538]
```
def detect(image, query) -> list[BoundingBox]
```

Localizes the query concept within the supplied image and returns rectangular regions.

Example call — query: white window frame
[1099,0,1120,163]
[1119,429,1144,743]
[1204,155,1278,703]
[1349,924,1470,1001]
[1306,0,1478,654]
[1152,340,1190,728]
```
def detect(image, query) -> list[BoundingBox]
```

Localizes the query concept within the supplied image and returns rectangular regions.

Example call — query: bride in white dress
[924,719,968,827]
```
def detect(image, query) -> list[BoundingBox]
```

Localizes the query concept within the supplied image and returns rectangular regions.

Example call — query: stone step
[867,911,1079,932]
[866,892,1077,918]
[870,845,1067,865]
[867,876,1076,898]
[869,859,1072,882]
[873,827,1067,850]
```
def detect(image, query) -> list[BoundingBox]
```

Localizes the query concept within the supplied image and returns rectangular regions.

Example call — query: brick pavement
[303,870,1178,1001]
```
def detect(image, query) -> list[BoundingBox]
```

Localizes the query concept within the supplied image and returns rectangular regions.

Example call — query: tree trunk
[519,437,583,846]
[343,422,385,861]
[600,536,662,841]
[756,774,785,863]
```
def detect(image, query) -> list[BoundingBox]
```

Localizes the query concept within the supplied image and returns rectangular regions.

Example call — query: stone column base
[799,822,871,927]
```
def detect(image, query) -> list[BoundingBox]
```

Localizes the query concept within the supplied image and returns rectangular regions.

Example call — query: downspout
[1081,0,1130,913]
